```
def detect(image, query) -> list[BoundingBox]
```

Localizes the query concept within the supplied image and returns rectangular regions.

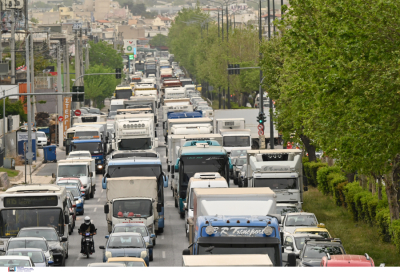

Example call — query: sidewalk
[11,147,56,185]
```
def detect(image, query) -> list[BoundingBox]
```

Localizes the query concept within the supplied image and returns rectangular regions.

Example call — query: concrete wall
[35,89,58,114]
[118,25,145,39]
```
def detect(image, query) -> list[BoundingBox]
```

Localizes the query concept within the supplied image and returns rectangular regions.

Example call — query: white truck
[213,109,279,149]
[134,85,159,106]
[114,114,158,151]
[246,149,305,210]
[72,114,107,125]
[124,96,158,124]
[219,129,252,154]
[164,117,213,142]
[103,177,161,236]
[164,87,186,99]
[167,133,223,198]
[53,159,95,199]
[170,123,213,136]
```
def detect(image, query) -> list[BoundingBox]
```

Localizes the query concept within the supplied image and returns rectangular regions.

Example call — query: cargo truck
[164,117,212,143]
[182,255,273,267]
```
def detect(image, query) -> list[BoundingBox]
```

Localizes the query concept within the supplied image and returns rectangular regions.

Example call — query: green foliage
[117,2,157,18]
[150,34,168,47]
[0,98,26,121]
[88,41,123,70]
[83,65,119,109]
[33,1,52,8]
[343,182,363,221]
[390,219,400,253]
[31,18,39,23]
[376,208,391,242]
[304,161,327,187]
[317,166,341,195]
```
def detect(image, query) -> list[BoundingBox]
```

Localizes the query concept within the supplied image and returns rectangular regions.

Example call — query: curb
[31,161,44,174]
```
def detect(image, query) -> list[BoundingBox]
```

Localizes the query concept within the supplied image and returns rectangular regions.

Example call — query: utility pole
[25,34,32,164]
[11,10,15,84]
[57,45,62,122]
[74,30,80,109]
[259,0,265,149]
[30,31,35,120]
[226,3,230,109]
[0,4,2,63]
[85,44,89,70]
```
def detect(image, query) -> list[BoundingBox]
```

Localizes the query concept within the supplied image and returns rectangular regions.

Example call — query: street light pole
[25,34,33,164]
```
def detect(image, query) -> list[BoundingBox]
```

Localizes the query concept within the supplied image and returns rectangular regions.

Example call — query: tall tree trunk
[378,177,382,200]
[299,134,316,162]
[385,172,399,221]
[368,176,373,192]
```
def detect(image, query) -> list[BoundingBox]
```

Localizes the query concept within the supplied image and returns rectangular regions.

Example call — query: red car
[321,254,375,267]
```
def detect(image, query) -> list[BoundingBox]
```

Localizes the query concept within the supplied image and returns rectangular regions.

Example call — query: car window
[303,245,344,259]
[296,230,330,239]
[285,215,317,226]
[7,251,44,263]
[111,261,145,267]
[276,206,299,217]
[284,236,294,247]
[108,236,144,248]
[113,226,148,237]
[19,229,58,242]
[0,259,31,267]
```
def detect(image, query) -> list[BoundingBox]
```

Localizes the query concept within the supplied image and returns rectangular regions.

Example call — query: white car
[0,255,34,268]
[36,131,48,147]
[282,212,319,236]
[283,233,323,257]
[67,151,91,159]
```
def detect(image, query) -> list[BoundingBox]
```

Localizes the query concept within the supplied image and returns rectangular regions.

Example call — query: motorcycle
[79,230,96,258]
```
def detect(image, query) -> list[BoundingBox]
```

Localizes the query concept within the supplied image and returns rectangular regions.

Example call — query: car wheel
[158,228,163,234]
[150,251,153,261]
[234,177,238,185]
[81,208,84,215]
[174,197,178,208]
[68,226,72,235]
[90,188,94,198]
[43,160,47,163]
[180,212,185,219]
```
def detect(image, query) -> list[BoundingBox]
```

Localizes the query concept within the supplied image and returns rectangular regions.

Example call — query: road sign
[58,116,63,122]
[129,55,134,60]
[75,109,82,116]
[73,23,82,30]
[258,124,264,136]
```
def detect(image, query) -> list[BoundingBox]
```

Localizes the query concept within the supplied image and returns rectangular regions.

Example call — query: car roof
[286,212,315,216]
[114,223,146,228]
[11,237,46,241]
[110,232,142,237]
[19,227,56,231]
[108,257,145,262]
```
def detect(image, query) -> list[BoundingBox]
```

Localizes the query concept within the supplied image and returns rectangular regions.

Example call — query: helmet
[118,212,123,217]
[128,212,134,217]
[84,216,91,225]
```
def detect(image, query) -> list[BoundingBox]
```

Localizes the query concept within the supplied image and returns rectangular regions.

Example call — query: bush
[317,166,341,195]
[376,208,391,242]
[304,161,327,187]
[390,219,400,253]
[329,172,347,206]
[343,182,364,221]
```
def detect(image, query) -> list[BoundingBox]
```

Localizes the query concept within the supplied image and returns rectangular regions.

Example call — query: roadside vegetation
[0,168,20,178]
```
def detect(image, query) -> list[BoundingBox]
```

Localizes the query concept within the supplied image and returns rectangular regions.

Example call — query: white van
[184,172,228,237]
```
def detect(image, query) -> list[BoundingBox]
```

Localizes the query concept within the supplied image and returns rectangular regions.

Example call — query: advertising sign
[63,97,71,139]
[123,39,137,53]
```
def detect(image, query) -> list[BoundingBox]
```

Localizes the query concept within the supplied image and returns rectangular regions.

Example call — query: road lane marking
[94,208,97,212]
[162,251,166,258]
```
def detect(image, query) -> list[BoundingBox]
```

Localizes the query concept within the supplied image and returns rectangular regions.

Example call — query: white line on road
[162,251,166,259]
[94,208,97,212]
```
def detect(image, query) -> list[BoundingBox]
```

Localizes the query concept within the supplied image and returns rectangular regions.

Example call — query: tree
[83,65,119,108]
[0,98,26,121]
[88,41,123,70]
[31,18,39,24]
[150,34,168,47]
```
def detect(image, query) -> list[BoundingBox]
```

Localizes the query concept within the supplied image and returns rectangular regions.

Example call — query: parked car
[36,131,48,148]
[107,257,147,267]
[6,248,53,267]
[4,237,54,264]
[0,256,34,268]
[298,238,345,267]
[100,233,151,266]
[17,227,68,266]
[112,223,156,261]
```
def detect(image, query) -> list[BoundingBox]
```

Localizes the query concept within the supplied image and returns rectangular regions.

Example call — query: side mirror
[304,186,308,192]
[182,249,190,255]
[157,203,162,213]
[64,215,69,225]
[89,172,93,177]
[155,131,157,138]
[52,173,56,178]
[287,253,296,267]
[285,246,294,252]
[61,237,68,242]
[163,175,168,188]
[99,246,105,249]
[105,235,109,239]
[104,204,109,214]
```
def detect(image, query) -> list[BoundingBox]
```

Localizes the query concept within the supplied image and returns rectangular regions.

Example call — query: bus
[114,86,133,100]
[0,184,69,241]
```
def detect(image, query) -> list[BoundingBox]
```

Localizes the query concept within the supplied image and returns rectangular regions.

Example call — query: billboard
[63,97,71,139]
[123,39,137,53]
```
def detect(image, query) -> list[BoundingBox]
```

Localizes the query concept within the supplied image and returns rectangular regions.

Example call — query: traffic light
[72,86,84,102]
[115,68,121,79]
[235,64,240,75]
[257,112,266,124]
[228,64,233,75]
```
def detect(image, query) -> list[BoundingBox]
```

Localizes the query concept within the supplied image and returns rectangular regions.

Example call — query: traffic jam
[0,51,380,268]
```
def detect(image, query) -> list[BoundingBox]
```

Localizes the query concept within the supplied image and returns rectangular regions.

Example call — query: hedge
[330,174,347,207]
[317,166,341,195]
[376,208,391,242]
[304,161,327,187]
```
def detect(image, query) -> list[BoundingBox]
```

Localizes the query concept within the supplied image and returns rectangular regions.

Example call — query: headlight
[105,251,112,258]
[147,224,154,234]
[140,251,147,259]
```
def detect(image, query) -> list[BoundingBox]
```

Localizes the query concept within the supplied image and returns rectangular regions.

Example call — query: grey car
[283,233,322,257]
[232,156,247,186]
[6,248,53,267]
[298,238,346,267]
[282,212,319,236]
[17,227,68,266]
[4,237,53,264]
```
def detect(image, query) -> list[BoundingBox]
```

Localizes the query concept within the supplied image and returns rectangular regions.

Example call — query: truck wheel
[150,251,153,261]
[238,180,242,187]
[158,228,164,234]
[180,212,185,219]
[174,197,178,208]
[233,177,238,185]
[85,193,90,200]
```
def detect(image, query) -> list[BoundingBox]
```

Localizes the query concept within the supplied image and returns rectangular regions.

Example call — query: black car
[17,227,68,266]
[297,238,346,267]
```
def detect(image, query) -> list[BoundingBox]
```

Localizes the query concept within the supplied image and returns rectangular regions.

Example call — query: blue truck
[70,138,105,174]
[172,140,232,218]
[102,157,168,233]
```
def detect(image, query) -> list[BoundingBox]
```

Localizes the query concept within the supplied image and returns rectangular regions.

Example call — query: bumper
[37,142,47,147]
[51,253,64,266]
[76,203,84,212]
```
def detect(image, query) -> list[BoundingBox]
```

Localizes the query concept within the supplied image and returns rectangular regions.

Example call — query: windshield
[113,225,149,237]
[110,104,124,111]
[112,153,157,159]
[71,142,103,154]
[113,199,152,218]
[66,188,80,198]
[198,243,279,266]
[112,261,145,267]
[254,178,297,190]
[8,240,47,251]
[180,155,227,190]
[235,158,247,166]
[108,164,161,178]
[58,165,86,177]
[108,235,144,248]
[303,245,344,259]
[81,117,98,123]
[116,90,132,99]
[0,259,31,267]
[18,229,58,241]
[146,64,156,70]
[223,136,250,147]
[296,231,330,239]
[276,206,299,216]
[118,138,151,150]
[36,132,46,138]
[285,215,318,227]
[75,131,99,137]
[7,251,44,263]
[0,208,63,237]
[231,150,247,157]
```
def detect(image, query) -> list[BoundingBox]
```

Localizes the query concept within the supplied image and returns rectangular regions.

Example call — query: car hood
[300,259,323,267]
[108,248,145,258]
[34,262,47,267]
[48,241,62,248]
[284,227,305,234]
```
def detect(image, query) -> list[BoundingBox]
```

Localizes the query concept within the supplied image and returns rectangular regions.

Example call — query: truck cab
[165,116,211,143]
[114,117,157,151]
[114,86,134,100]
[219,129,252,155]
[70,138,105,174]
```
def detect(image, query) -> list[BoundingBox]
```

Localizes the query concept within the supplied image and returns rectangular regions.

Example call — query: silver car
[282,212,319,236]
[4,237,54,264]
[282,233,322,257]
[6,248,53,267]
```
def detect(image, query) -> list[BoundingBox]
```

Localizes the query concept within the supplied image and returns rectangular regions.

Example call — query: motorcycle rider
[79,216,96,254]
